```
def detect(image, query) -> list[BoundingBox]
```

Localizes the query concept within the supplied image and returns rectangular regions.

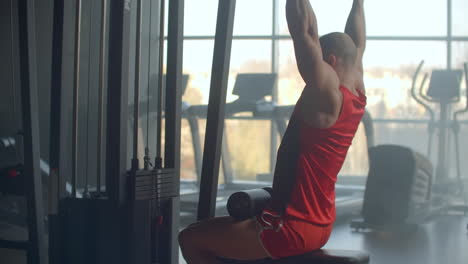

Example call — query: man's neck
[338,70,355,89]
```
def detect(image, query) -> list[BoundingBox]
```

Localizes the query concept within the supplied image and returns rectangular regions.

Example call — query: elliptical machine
[411,61,468,215]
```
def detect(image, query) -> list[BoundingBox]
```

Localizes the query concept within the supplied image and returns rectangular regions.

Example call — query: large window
[230,40,272,73]
[233,0,273,36]
[364,41,447,119]
[183,0,218,36]
[178,0,468,189]
[452,42,468,67]
[453,0,468,36]
[365,0,447,36]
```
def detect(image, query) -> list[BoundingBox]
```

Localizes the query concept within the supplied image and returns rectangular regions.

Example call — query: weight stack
[362,145,433,228]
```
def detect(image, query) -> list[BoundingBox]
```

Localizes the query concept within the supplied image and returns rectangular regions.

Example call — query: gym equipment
[0,137,20,180]
[226,187,273,221]
[411,61,468,213]
[0,164,24,196]
[95,0,107,196]
[154,0,166,170]
[196,0,238,220]
[126,3,179,262]
[47,0,183,263]
[0,0,47,263]
[185,73,277,183]
[351,145,433,232]
[0,137,16,152]
[452,63,468,212]
[83,0,95,199]
[180,73,277,218]
[71,0,82,198]
[411,61,463,182]
[224,188,370,263]
[219,249,369,264]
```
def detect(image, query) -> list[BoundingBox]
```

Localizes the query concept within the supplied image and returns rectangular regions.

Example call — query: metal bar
[436,102,450,182]
[270,0,279,173]
[96,0,107,194]
[165,0,184,178]
[453,128,462,193]
[187,116,203,183]
[71,0,82,198]
[362,111,375,148]
[197,0,237,220]
[9,0,21,147]
[410,60,436,156]
[144,0,153,170]
[164,0,184,263]
[155,0,166,169]
[373,119,468,124]
[132,0,143,171]
[48,1,65,261]
[16,0,47,263]
[447,0,453,69]
[465,63,468,109]
[84,0,96,197]
[455,63,468,206]
[372,119,433,124]
[190,115,468,125]
[221,125,233,184]
[171,35,468,41]
[49,0,64,208]
[56,4,72,200]
[106,0,131,203]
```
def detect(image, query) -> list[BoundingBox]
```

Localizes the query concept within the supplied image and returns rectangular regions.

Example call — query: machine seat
[219,249,370,264]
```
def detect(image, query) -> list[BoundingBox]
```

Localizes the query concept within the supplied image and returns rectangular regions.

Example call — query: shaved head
[319,32,357,68]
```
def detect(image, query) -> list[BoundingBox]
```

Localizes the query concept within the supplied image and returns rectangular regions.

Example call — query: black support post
[106,0,131,204]
[270,0,280,173]
[17,0,46,263]
[197,0,237,220]
[49,0,65,205]
[164,0,184,263]
[49,0,65,263]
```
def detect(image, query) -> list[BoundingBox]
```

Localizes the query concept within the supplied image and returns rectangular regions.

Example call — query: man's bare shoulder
[298,64,343,128]
[318,62,341,92]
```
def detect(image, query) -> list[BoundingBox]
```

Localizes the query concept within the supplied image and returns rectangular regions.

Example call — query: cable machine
[48,1,184,264]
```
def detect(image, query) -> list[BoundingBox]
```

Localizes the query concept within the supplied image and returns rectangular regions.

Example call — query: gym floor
[1,214,467,263]
[178,214,468,264]
[325,214,468,264]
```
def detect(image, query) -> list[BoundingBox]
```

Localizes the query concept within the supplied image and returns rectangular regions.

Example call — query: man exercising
[179,0,367,262]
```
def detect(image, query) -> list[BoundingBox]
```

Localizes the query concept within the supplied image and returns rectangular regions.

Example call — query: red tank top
[284,85,367,225]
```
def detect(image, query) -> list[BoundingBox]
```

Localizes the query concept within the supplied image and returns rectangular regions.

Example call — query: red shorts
[255,210,333,259]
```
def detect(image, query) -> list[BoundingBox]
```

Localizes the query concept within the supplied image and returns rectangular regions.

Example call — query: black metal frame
[106,0,130,204]
[46,0,185,263]
[197,0,237,220]
[71,0,82,198]
[12,0,46,263]
[163,0,185,263]
[49,0,65,204]
[48,1,65,263]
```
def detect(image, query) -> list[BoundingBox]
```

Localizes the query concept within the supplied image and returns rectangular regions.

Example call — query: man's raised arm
[286,0,319,40]
[286,0,341,129]
[286,0,324,84]
[345,0,366,71]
